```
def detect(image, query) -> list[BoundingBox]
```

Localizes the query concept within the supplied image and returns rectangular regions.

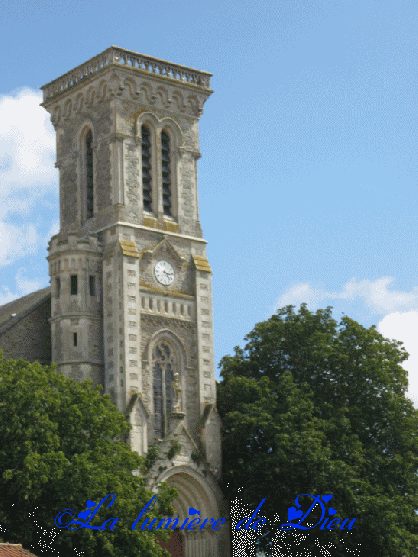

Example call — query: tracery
[153,340,175,439]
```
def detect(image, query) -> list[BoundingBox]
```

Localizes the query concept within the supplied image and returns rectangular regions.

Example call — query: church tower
[42,47,229,556]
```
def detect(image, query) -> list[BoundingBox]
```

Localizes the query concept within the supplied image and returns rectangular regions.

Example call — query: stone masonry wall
[57,102,113,233]
[0,298,51,365]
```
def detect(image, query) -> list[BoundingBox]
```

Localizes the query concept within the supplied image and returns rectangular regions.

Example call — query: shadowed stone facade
[0,287,51,365]
[0,47,230,557]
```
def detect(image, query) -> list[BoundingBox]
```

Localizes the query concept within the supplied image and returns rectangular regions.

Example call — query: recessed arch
[155,468,224,556]
[171,91,186,112]
[98,79,107,100]
[63,98,72,119]
[155,85,170,107]
[159,119,182,221]
[135,112,183,221]
[78,121,95,140]
[137,113,159,215]
[139,82,156,105]
[85,129,93,219]
[159,117,183,146]
[152,338,177,439]
[136,111,160,135]
[75,92,84,112]
[76,121,96,224]
[141,123,153,212]
[146,328,188,369]
[145,329,188,441]
[123,77,139,99]
[161,128,172,216]
[158,466,221,522]
[86,86,96,107]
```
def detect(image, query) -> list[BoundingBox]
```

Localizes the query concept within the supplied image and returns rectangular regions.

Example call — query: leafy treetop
[0,352,177,557]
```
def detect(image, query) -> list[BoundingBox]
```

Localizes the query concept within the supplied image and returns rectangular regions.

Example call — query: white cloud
[15,268,46,295]
[277,282,329,308]
[0,88,57,267]
[277,277,418,315]
[0,88,56,196]
[0,268,47,306]
[337,277,418,313]
[45,221,60,242]
[378,312,418,408]
[276,278,418,408]
[0,221,38,266]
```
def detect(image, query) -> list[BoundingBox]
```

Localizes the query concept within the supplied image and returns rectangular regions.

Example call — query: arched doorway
[157,528,184,557]
[156,467,222,557]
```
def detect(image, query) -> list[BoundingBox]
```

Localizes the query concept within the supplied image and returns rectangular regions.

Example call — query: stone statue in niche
[173,372,182,412]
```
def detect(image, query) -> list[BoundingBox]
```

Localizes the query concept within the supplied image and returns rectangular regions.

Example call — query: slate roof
[0,544,38,557]
[0,287,51,334]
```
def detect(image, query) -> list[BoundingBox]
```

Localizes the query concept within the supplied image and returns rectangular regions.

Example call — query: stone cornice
[140,313,194,328]
[139,286,194,300]
[96,221,208,244]
[49,315,103,322]
[41,46,213,106]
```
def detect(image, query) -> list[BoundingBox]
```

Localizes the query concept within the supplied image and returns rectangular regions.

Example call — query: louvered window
[86,130,94,219]
[142,125,152,212]
[161,130,171,216]
[153,341,174,439]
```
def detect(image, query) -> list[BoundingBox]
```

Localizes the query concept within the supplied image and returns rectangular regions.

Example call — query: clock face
[154,260,174,286]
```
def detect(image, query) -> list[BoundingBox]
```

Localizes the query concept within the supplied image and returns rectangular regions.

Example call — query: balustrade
[42,46,212,102]
[141,294,193,320]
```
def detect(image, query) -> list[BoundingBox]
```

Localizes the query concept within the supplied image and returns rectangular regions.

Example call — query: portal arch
[157,467,222,557]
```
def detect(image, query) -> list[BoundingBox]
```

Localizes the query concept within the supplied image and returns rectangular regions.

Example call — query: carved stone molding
[42,46,211,104]
[42,47,212,127]
[141,313,194,330]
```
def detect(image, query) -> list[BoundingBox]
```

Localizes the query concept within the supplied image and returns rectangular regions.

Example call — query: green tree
[0,352,177,557]
[218,304,418,556]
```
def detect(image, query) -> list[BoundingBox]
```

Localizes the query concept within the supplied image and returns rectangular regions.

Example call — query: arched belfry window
[142,125,153,212]
[85,129,94,219]
[153,340,175,439]
[161,130,172,216]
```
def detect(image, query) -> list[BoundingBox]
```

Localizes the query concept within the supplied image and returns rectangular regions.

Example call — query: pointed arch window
[142,125,153,212]
[161,130,172,216]
[85,129,94,219]
[153,341,175,439]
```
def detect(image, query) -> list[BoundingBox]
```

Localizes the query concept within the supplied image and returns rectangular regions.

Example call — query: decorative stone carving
[173,372,182,412]
[39,46,228,555]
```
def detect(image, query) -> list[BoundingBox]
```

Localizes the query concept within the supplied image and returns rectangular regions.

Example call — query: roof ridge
[0,286,50,312]
[0,286,51,333]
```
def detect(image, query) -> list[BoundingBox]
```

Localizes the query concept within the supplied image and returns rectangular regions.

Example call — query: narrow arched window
[153,341,174,439]
[142,125,152,212]
[161,130,171,216]
[85,130,94,219]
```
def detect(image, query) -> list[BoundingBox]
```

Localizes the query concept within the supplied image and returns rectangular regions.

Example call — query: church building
[0,46,230,557]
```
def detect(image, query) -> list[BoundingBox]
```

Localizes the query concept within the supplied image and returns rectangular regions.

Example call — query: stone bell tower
[41,47,230,556]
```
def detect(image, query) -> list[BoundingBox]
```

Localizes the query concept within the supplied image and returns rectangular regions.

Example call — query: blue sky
[2,0,418,407]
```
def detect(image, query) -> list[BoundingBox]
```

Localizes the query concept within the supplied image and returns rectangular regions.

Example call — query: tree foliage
[218,304,418,556]
[0,352,177,557]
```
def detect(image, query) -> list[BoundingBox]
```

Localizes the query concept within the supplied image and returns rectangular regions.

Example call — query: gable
[0,287,51,332]
[141,238,185,265]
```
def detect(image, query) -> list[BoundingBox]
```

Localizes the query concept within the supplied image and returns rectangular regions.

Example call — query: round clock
[154,260,174,286]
